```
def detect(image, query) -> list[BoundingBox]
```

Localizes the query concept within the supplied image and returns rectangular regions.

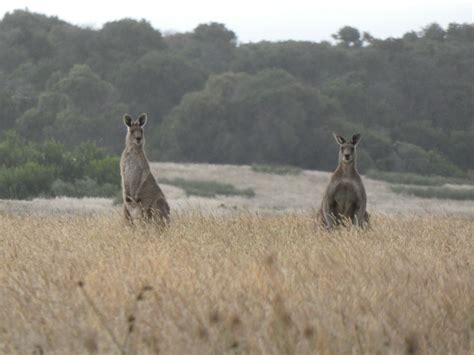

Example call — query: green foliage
[367,170,473,186]
[251,164,302,175]
[0,162,57,199]
[53,64,118,112]
[16,64,127,151]
[332,26,362,47]
[391,185,474,201]
[422,23,446,41]
[116,52,206,126]
[0,10,471,177]
[0,131,119,199]
[379,142,465,177]
[66,142,120,184]
[161,178,255,198]
[193,22,237,44]
[158,69,335,169]
[183,22,237,73]
[99,19,164,56]
[86,156,120,185]
[50,178,117,198]
[0,131,40,166]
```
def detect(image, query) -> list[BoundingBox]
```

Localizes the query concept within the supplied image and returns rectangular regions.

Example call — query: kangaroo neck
[336,161,357,176]
[125,143,145,156]
[125,144,147,162]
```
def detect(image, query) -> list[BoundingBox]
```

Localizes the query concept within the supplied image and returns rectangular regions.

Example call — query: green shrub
[391,185,474,200]
[367,170,473,186]
[85,156,120,185]
[356,148,375,174]
[0,162,58,199]
[251,164,302,175]
[51,178,118,198]
[378,142,464,177]
[0,131,121,199]
[161,178,255,198]
[0,131,40,166]
[64,142,109,181]
[50,179,77,197]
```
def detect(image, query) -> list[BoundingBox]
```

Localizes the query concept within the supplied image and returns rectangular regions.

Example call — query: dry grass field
[1,212,473,354]
[1,163,473,354]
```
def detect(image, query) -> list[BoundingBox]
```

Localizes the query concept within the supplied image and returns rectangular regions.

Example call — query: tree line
[0,10,472,182]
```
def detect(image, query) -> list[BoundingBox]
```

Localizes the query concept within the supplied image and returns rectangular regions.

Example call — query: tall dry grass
[0,212,473,354]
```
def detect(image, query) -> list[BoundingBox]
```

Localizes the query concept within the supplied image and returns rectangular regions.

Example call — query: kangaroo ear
[333,132,346,145]
[352,134,361,145]
[137,113,147,127]
[123,114,133,127]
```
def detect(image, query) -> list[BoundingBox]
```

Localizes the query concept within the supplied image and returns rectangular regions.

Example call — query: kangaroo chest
[333,181,358,214]
[121,152,147,193]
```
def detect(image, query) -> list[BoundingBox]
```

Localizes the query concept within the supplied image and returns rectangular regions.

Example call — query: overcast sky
[0,0,472,42]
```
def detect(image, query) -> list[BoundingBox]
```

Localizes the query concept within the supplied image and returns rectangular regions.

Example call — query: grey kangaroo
[318,133,369,229]
[120,113,170,225]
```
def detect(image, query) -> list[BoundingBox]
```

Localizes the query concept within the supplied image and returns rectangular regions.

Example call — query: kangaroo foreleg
[134,171,151,199]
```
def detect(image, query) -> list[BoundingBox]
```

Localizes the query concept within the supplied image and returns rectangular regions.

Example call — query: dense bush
[157,69,337,169]
[0,130,120,199]
[378,142,465,177]
[0,162,57,199]
[50,178,117,198]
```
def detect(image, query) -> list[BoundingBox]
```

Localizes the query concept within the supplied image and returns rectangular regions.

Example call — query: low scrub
[51,178,118,198]
[251,164,302,175]
[367,170,473,186]
[0,162,57,199]
[391,185,474,200]
[161,178,255,198]
[0,130,120,199]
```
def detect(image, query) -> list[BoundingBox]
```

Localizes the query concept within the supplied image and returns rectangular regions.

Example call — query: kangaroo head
[125,196,144,220]
[333,133,361,165]
[124,113,147,147]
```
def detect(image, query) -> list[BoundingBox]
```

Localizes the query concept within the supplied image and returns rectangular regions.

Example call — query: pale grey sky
[1,0,472,42]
